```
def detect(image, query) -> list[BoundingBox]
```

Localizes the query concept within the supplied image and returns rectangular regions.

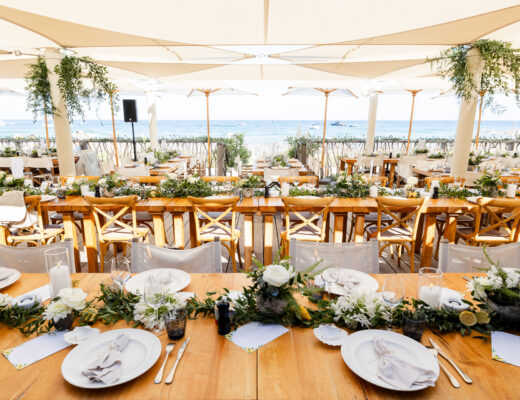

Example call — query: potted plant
[237,175,262,198]
[42,288,87,331]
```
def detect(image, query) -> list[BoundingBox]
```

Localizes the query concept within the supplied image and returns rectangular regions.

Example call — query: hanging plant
[24,55,119,122]
[430,40,520,107]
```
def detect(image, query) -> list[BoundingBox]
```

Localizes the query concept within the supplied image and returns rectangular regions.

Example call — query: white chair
[115,165,150,177]
[0,239,74,273]
[76,150,103,176]
[131,239,222,273]
[23,156,52,170]
[289,238,379,273]
[438,239,520,273]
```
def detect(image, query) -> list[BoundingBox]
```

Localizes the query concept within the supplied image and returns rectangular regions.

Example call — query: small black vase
[53,313,74,331]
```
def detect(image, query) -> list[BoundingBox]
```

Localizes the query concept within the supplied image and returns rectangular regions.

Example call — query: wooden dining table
[0,272,517,400]
[340,158,400,187]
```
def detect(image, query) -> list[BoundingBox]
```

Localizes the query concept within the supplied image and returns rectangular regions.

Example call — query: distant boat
[331,121,347,126]
[310,124,320,130]
[349,123,359,127]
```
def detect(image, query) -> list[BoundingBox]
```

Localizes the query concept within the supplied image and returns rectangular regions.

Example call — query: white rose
[407,176,418,186]
[58,287,87,310]
[97,178,107,187]
[167,173,178,180]
[5,177,13,183]
[262,264,291,287]
[187,176,198,184]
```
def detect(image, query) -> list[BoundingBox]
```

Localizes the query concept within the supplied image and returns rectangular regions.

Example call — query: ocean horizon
[0,119,518,144]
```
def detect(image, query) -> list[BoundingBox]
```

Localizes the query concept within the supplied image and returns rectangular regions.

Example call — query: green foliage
[221,133,251,168]
[159,176,213,198]
[468,154,486,166]
[474,170,504,197]
[286,136,320,159]
[325,172,370,198]
[85,284,141,326]
[431,39,520,108]
[429,152,447,159]
[289,186,320,197]
[414,149,429,154]
[271,154,288,167]
[0,301,48,336]
[24,56,53,121]
[438,184,474,199]
[236,175,263,189]
[0,147,19,157]
[150,149,179,164]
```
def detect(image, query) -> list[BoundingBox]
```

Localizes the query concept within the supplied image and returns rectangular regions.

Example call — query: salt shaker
[216,301,231,335]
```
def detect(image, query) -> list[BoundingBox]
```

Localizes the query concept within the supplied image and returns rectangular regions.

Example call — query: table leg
[151,213,166,247]
[41,210,49,226]
[172,212,185,249]
[81,213,99,272]
[420,214,437,268]
[263,213,274,265]
[415,214,425,254]
[347,164,353,176]
[324,213,330,242]
[354,214,366,242]
[443,215,458,242]
[0,226,8,245]
[243,213,254,270]
[333,213,345,243]
[389,164,396,187]
[62,212,81,272]
[189,212,197,248]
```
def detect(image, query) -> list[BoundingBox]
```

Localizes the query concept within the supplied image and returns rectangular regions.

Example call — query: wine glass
[381,276,405,329]
[110,257,131,290]
[143,275,166,312]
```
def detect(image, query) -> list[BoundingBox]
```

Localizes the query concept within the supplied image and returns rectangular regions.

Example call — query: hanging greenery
[24,55,119,122]
[430,40,520,107]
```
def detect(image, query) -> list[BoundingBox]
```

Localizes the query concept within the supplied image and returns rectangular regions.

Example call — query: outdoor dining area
[1,1,520,400]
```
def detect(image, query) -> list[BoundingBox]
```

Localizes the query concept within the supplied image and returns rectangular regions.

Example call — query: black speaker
[123,99,137,122]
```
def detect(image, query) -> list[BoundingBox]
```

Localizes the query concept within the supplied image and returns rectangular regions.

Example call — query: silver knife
[165,338,190,385]
[429,338,472,384]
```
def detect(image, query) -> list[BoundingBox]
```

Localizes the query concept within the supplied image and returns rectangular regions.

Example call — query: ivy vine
[430,40,520,108]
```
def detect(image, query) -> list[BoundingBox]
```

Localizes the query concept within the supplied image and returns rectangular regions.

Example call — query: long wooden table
[0,273,517,400]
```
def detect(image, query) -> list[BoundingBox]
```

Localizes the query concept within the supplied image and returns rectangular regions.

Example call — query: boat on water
[349,123,359,127]
[331,121,347,126]
[310,124,320,129]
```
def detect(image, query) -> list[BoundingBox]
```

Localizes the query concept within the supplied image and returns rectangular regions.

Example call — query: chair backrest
[363,175,388,187]
[128,176,165,185]
[375,196,425,241]
[115,165,150,177]
[425,176,456,188]
[201,176,239,183]
[281,196,334,241]
[77,150,103,176]
[289,238,379,273]
[264,168,300,182]
[0,239,74,273]
[438,239,520,272]
[471,198,520,242]
[187,196,240,241]
[0,190,27,225]
[131,239,222,273]
[84,195,139,240]
[60,176,99,185]
[23,156,53,170]
[9,196,45,241]
[279,176,319,187]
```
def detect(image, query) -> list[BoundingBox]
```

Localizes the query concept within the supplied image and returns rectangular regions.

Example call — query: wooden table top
[0,272,516,400]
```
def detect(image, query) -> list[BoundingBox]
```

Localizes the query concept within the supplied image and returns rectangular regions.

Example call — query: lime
[459,311,477,327]
[475,311,490,324]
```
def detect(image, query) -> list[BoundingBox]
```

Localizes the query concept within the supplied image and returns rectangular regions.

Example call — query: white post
[365,93,379,153]
[451,48,484,178]
[44,49,76,176]
[147,91,159,150]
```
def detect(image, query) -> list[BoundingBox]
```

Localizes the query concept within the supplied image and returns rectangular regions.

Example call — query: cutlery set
[154,338,190,385]
[428,338,472,388]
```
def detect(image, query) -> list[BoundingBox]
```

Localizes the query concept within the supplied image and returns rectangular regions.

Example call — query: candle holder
[417,267,443,308]
[45,247,72,298]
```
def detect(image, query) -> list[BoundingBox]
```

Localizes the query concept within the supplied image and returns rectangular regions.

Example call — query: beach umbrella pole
[206,92,211,175]
[109,93,119,166]
[43,111,50,148]
[475,91,485,149]
[320,91,330,177]
[405,90,420,155]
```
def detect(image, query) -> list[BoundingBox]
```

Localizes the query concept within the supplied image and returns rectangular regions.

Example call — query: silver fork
[154,343,175,384]
[428,347,460,388]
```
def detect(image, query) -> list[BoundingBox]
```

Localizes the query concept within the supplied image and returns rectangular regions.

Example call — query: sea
[0,119,518,144]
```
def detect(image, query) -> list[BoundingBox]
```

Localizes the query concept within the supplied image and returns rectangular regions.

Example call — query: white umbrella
[283,87,357,173]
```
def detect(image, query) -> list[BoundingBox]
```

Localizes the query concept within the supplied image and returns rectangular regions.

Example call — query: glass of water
[110,257,131,290]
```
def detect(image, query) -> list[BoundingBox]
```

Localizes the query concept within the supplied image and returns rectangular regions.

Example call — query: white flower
[262,264,291,287]
[406,176,418,186]
[167,173,178,180]
[131,183,141,190]
[467,277,489,299]
[505,270,520,289]
[43,300,71,322]
[5,176,13,184]
[0,171,6,179]
[58,288,87,310]
[331,292,390,329]
[187,176,198,184]
[133,293,187,330]
[97,178,107,187]
[0,293,12,307]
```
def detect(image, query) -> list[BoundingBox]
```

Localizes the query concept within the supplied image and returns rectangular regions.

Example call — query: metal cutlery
[427,347,460,388]
[154,343,175,384]
[165,338,190,385]
[430,338,472,384]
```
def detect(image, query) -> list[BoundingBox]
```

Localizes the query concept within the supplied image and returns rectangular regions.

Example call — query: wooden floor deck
[74,211,437,274]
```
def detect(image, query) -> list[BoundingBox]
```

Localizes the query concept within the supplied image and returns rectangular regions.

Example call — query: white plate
[0,267,20,290]
[61,328,161,389]
[125,268,191,295]
[315,268,379,296]
[313,324,348,346]
[341,330,439,391]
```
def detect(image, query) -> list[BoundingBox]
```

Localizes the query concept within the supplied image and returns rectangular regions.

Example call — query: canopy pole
[43,108,50,148]
[405,90,421,155]
[108,91,119,167]
[451,48,484,178]
[205,91,211,175]
[44,49,76,176]
[475,90,486,149]
[365,92,379,153]
[147,91,159,150]
[320,91,330,175]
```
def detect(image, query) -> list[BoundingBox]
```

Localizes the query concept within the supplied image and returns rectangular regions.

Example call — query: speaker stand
[131,121,137,161]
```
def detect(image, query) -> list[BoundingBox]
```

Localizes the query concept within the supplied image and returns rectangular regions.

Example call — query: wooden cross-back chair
[84,195,149,272]
[425,176,467,188]
[280,196,333,256]
[128,176,165,185]
[59,176,99,185]
[363,175,388,187]
[201,176,239,183]
[8,195,64,247]
[279,176,319,187]
[456,198,520,247]
[367,197,426,272]
[187,196,242,272]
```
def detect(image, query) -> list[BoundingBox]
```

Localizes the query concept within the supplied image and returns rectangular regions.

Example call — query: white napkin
[492,331,520,367]
[226,322,288,353]
[82,334,130,384]
[373,337,437,390]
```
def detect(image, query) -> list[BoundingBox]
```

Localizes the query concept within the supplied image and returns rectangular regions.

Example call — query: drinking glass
[381,276,405,329]
[453,176,464,188]
[143,276,166,311]
[110,256,131,290]
[164,310,187,340]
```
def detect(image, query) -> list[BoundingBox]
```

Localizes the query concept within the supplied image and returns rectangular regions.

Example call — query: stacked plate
[125,268,191,295]
[0,267,20,290]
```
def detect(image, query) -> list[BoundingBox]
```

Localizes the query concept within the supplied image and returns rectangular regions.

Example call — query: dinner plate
[61,328,161,389]
[0,267,21,290]
[315,268,379,296]
[125,268,191,295]
[341,330,439,391]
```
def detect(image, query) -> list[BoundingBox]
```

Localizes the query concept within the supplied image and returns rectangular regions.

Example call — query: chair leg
[236,239,243,270]
[230,241,237,273]
[113,242,118,259]
[100,243,106,273]
[410,241,416,273]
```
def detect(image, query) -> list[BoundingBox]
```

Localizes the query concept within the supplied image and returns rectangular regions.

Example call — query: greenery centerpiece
[271,154,289,167]
[474,170,504,197]
[414,149,429,155]
[289,184,320,197]
[438,183,473,199]
[429,152,447,160]
[325,172,370,198]
[236,175,263,198]
[159,175,213,198]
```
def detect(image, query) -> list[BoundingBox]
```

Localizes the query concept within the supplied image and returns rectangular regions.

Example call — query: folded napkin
[0,267,12,281]
[82,334,130,385]
[373,337,437,390]
[492,331,520,367]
